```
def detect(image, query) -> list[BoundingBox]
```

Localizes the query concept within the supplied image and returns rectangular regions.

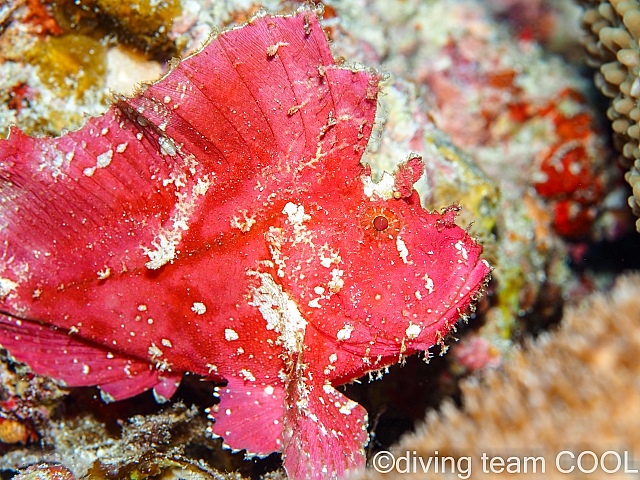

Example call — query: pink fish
[0,11,490,479]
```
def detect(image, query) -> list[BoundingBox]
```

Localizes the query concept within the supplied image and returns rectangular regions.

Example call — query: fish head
[243,168,490,385]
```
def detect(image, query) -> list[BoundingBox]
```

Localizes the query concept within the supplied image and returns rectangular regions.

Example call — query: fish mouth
[329,253,491,358]
[409,256,492,351]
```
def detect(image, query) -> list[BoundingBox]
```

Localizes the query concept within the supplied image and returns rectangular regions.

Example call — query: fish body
[0,11,490,479]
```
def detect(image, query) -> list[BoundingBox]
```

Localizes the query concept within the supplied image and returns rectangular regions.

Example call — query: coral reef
[578,0,640,232]
[330,0,618,240]
[0,8,489,480]
[0,0,636,479]
[355,272,640,479]
[322,0,628,366]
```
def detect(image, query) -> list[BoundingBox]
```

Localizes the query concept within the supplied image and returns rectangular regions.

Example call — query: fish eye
[373,215,389,231]
[360,204,403,240]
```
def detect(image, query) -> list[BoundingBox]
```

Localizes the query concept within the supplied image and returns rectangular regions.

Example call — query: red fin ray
[282,373,368,480]
[210,377,285,456]
[0,314,180,402]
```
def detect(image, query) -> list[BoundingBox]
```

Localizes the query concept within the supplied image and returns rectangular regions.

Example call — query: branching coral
[356,272,640,479]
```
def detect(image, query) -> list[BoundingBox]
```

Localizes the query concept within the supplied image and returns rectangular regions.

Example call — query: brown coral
[356,273,640,479]
[579,0,640,232]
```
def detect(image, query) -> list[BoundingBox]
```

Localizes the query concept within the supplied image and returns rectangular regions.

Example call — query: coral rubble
[1,400,242,480]
[0,0,176,138]
[12,464,76,480]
